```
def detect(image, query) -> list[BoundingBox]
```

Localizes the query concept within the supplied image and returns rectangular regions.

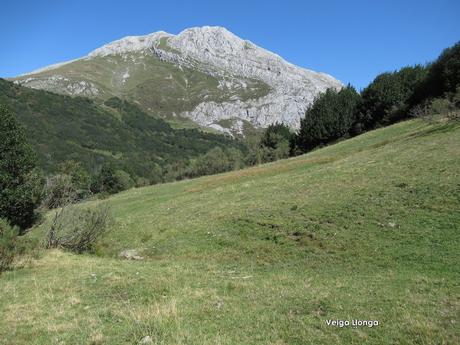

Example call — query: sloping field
[1,119,459,344]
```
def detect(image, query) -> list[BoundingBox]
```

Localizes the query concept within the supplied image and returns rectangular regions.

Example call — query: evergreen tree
[260,122,292,150]
[295,85,360,152]
[410,41,460,106]
[359,65,427,128]
[257,122,292,161]
[0,105,41,230]
[90,164,135,195]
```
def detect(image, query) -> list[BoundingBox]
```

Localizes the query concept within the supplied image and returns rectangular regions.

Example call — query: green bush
[429,98,456,115]
[45,204,112,253]
[0,218,19,272]
[114,170,135,191]
[177,147,246,179]
[260,122,292,150]
[409,96,458,121]
[91,165,133,195]
[41,174,78,209]
[57,160,91,199]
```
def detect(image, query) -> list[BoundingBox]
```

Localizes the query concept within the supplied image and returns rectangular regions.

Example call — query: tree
[358,65,427,128]
[0,105,42,231]
[409,42,460,106]
[295,85,361,153]
[188,147,231,177]
[260,123,292,150]
[113,170,135,191]
[57,160,91,197]
[258,122,292,161]
[91,164,133,195]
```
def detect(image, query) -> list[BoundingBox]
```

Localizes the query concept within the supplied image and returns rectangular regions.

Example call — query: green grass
[1,119,459,344]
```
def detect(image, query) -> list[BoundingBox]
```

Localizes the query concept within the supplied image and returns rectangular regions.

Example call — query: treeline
[42,127,291,202]
[291,41,460,153]
[162,122,293,181]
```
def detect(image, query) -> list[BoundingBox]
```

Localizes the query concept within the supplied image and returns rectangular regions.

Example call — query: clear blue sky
[1,0,459,89]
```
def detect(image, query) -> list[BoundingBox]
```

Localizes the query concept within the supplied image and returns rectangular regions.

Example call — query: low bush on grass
[0,218,19,272]
[41,173,79,209]
[45,204,112,253]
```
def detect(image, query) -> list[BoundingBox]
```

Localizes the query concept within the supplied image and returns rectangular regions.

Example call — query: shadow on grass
[405,120,460,140]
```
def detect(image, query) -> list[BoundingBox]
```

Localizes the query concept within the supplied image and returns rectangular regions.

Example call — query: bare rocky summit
[12,26,342,133]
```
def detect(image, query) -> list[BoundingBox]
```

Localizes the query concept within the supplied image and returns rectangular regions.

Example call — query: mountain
[0,78,243,182]
[11,26,341,135]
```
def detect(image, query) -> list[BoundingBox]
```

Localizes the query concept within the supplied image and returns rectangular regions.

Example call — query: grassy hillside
[1,118,459,344]
[0,79,244,181]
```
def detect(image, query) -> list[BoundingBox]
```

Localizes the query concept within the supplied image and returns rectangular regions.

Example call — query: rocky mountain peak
[173,26,246,52]
[12,26,342,134]
[88,31,171,57]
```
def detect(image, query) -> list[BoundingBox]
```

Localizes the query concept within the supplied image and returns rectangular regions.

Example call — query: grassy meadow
[1,118,459,344]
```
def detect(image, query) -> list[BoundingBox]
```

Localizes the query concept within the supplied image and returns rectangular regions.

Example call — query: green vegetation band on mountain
[0,79,245,185]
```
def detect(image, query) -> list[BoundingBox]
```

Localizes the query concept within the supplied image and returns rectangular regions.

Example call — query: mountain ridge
[11,26,342,134]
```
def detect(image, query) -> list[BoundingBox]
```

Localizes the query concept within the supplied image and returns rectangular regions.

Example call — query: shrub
[41,174,78,209]
[260,122,292,150]
[225,148,245,170]
[0,218,19,272]
[409,102,431,120]
[429,98,456,115]
[114,170,135,191]
[135,177,151,187]
[91,165,133,195]
[409,96,458,122]
[45,204,111,253]
[183,147,244,178]
[57,160,91,199]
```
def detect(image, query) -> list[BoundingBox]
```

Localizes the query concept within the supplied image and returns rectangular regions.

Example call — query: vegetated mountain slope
[0,78,243,180]
[2,118,459,344]
[10,26,341,135]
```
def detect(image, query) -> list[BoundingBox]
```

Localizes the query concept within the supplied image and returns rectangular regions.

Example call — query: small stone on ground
[139,335,153,344]
[119,249,144,260]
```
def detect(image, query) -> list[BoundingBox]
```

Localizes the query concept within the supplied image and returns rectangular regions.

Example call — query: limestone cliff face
[12,26,341,132]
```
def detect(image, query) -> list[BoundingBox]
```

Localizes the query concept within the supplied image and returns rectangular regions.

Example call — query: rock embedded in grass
[119,249,144,260]
[139,335,153,344]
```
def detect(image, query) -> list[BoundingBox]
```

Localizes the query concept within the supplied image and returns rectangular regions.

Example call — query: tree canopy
[295,85,361,152]
[0,105,41,230]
